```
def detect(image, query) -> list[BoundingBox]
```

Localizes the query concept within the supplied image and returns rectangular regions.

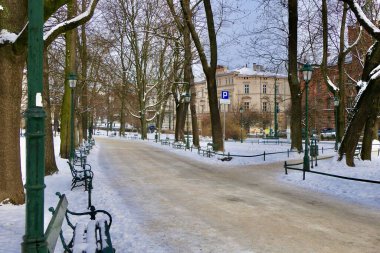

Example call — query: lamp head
[301,62,313,82]
[184,92,191,103]
[334,96,339,106]
[68,73,77,88]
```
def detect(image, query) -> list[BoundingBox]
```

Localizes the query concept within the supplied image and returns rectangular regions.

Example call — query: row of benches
[46,138,115,253]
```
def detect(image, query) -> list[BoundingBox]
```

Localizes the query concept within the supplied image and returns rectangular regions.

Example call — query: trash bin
[310,138,319,157]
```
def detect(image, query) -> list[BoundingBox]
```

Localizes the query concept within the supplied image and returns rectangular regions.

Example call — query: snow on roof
[194,64,287,83]
[233,66,287,78]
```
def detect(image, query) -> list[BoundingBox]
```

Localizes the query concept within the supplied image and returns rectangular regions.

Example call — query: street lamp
[274,79,278,138]
[240,106,244,143]
[22,1,47,251]
[174,81,189,143]
[68,73,77,162]
[301,62,313,172]
[184,92,191,149]
[334,96,339,151]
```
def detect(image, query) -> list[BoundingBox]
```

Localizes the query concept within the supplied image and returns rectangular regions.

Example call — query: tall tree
[180,0,223,151]
[0,0,99,204]
[60,0,78,159]
[288,0,303,151]
[166,0,200,147]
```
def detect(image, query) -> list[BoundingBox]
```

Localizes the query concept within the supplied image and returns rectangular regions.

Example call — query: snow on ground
[281,154,380,209]
[1,131,379,252]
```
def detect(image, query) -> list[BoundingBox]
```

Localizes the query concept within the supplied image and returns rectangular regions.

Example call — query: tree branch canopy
[44,0,99,46]
[341,0,380,40]
[0,0,99,51]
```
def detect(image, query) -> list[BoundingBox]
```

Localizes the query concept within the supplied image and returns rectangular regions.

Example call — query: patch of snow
[353,2,380,35]
[0,29,18,44]
[326,76,339,91]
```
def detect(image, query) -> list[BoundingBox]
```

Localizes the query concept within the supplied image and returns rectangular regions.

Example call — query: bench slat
[98,219,113,253]
[46,195,68,253]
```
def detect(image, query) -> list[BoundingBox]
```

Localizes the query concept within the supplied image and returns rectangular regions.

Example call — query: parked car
[321,128,335,138]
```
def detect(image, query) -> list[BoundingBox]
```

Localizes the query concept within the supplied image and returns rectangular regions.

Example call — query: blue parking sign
[221,91,229,99]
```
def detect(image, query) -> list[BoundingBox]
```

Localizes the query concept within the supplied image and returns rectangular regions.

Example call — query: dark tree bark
[80,1,88,141]
[288,0,302,151]
[0,1,28,205]
[60,0,78,159]
[183,7,200,148]
[338,42,380,166]
[43,51,59,175]
[180,0,223,151]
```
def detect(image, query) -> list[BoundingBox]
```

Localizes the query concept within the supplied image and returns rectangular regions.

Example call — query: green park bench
[45,192,114,253]
[67,161,93,191]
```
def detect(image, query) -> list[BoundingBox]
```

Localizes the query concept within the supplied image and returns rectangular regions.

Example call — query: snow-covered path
[93,137,380,253]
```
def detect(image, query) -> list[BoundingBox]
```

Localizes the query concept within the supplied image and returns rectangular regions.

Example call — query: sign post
[220,91,230,142]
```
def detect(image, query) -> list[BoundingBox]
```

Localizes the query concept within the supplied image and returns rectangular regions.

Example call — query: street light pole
[302,63,313,172]
[334,96,339,151]
[240,106,244,143]
[68,74,77,162]
[274,78,278,138]
[22,0,47,252]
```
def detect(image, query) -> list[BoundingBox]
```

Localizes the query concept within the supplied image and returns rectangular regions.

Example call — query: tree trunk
[205,72,223,150]
[0,46,26,204]
[288,0,302,151]
[120,93,126,136]
[339,42,380,166]
[183,13,199,147]
[180,0,223,150]
[43,51,58,175]
[80,12,88,141]
[140,114,147,140]
[336,4,349,144]
[60,2,77,159]
[175,103,185,141]
[361,98,379,160]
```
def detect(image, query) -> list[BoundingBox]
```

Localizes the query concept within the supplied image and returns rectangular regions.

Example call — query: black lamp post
[68,73,77,162]
[240,106,244,143]
[301,62,313,172]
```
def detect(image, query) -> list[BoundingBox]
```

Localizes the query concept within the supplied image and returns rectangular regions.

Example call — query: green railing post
[22,0,47,252]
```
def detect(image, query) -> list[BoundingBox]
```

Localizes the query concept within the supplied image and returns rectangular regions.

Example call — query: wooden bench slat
[46,195,68,253]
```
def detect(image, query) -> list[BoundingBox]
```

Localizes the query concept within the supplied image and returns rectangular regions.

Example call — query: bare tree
[180,0,224,151]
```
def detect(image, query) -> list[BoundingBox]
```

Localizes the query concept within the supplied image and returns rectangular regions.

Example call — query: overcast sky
[216,0,259,69]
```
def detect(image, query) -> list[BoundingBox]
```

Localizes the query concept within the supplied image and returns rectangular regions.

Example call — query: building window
[263,101,268,112]
[225,78,228,85]
[244,102,250,110]
[262,83,267,94]
[244,84,249,94]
